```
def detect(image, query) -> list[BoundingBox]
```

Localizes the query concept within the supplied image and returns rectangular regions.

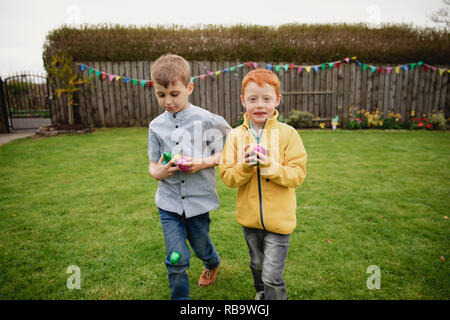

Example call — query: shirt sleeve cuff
[149,153,160,162]
[260,156,280,176]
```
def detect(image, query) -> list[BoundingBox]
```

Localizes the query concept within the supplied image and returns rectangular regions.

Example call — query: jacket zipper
[253,119,267,230]
[257,166,266,230]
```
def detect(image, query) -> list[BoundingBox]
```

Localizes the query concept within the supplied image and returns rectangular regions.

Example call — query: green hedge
[43,23,450,65]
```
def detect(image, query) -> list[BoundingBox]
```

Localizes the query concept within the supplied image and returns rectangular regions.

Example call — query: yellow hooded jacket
[219,111,307,234]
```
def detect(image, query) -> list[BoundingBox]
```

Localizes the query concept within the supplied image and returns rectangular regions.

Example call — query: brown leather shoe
[198,257,221,287]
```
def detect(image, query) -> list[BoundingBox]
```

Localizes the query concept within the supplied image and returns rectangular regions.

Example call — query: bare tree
[430,0,450,29]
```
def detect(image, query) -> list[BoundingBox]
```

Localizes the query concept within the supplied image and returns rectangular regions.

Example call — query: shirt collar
[166,103,192,120]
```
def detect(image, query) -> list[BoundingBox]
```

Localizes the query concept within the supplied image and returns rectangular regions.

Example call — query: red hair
[241,68,281,97]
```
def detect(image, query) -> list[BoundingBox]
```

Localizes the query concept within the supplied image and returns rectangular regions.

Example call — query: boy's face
[241,81,281,129]
[154,80,194,114]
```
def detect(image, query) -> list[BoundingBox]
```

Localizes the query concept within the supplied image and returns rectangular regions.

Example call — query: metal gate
[2,74,52,130]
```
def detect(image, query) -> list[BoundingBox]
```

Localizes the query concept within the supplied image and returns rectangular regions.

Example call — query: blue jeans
[243,227,290,300]
[158,208,220,300]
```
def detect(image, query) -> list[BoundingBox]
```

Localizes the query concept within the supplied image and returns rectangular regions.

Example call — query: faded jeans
[158,208,220,300]
[242,227,290,300]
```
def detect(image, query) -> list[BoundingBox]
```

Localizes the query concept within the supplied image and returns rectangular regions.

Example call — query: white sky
[0,0,446,77]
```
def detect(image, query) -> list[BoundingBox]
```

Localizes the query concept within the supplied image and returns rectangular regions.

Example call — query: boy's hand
[243,144,257,166]
[178,156,204,174]
[177,152,222,174]
[243,144,268,166]
[149,156,179,180]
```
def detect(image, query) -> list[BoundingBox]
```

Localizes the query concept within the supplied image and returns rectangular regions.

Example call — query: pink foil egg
[177,158,189,172]
[253,145,266,155]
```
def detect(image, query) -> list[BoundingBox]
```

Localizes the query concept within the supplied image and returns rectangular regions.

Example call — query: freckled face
[154,81,194,114]
[241,81,281,129]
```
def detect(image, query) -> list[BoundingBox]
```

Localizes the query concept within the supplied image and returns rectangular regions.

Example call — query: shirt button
[176,142,179,145]
[182,196,185,199]
[175,125,179,128]
[181,180,185,183]
[173,115,176,118]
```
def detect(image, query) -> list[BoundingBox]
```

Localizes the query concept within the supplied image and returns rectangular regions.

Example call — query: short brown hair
[241,68,281,97]
[150,54,191,88]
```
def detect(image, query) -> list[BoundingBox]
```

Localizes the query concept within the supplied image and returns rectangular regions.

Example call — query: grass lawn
[0,128,448,300]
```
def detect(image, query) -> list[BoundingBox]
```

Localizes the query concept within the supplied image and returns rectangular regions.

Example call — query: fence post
[0,77,11,133]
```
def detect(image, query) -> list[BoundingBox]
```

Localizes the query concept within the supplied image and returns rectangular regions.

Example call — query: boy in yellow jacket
[219,68,307,300]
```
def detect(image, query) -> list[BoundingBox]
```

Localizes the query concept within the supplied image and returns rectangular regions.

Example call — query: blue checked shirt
[148,104,231,218]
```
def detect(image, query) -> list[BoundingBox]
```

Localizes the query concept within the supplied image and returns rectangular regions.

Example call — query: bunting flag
[76,58,449,87]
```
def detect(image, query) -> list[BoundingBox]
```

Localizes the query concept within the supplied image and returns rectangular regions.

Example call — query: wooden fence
[51,61,450,127]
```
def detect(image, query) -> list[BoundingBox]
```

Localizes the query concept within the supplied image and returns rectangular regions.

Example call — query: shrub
[403,110,419,130]
[402,110,447,130]
[43,23,450,66]
[427,111,448,130]
[47,54,91,125]
[287,110,314,128]
[344,107,366,129]
[382,112,402,130]
[365,111,383,128]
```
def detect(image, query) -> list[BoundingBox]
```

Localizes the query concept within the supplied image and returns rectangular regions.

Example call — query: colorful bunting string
[76,57,450,87]
[77,64,154,87]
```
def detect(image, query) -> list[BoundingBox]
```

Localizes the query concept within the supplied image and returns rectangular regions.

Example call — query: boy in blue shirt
[147,54,231,300]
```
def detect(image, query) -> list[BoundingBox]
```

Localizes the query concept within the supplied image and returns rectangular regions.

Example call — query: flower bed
[343,107,448,130]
